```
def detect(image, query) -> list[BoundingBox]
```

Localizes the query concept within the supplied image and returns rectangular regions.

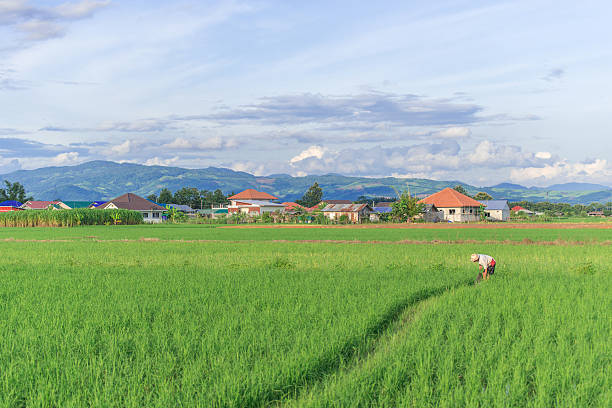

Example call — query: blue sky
[1,0,611,186]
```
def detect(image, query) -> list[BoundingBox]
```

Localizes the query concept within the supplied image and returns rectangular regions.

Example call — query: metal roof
[232,200,285,207]
[198,208,229,214]
[166,204,195,212]
[372,206,393,213]
[0,200,23,207]
[322,203,372,212]
[477,200,509,211]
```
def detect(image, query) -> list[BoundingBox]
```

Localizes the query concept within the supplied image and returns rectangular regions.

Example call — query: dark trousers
[476,265,495,282]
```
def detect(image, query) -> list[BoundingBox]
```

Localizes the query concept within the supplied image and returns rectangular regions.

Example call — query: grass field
[0,225,609,406]
[0,222,611,243]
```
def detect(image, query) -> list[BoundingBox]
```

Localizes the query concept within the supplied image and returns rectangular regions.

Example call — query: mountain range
[2,161,611,204]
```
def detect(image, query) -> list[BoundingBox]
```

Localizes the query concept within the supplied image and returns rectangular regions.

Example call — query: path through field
[0,225,609,406]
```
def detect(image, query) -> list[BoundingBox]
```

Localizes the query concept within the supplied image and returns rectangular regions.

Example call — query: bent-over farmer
[471,253,496,282]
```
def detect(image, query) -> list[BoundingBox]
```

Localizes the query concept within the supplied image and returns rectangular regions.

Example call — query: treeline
[509,201,612,216]
[147,188,229,209]
[0,209,143,227]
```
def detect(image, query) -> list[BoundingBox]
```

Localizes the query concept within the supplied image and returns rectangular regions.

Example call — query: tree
[0,180,33,203]
[473,191,493,200]
[296,182,323,208]
[146,194,158,203]
[453,185,470,196]
[391,191,424,222]
[173,187,200,208]
[158,188,173,204]
[212,189,228,205]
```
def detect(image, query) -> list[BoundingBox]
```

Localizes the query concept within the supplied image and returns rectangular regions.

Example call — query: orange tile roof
[229,189,278,200]
[418,187,482,208]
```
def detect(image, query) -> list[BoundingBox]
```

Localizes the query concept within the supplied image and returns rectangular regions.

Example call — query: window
[143,212,149,218]
[469,209,473,214]
[153,212,160,218]
[449,209,456,215]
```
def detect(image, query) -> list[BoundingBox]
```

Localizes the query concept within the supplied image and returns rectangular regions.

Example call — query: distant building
[0,200,23,212]
[370,206,393,222]
[62,201,97,209]
[98,193,166,223]
[321,199,352,205]
[198,208,229,219]
[228,189,285,215]
[511,205,535,215]
[587,210,605,217]
[165,204,196,214]
[418,204,445,223]
[20,201,70,210]
[322,203,373,223]
[88,201,107,209]
[478,200,510,221]
[418,188,482,222]
[282,202,309,213]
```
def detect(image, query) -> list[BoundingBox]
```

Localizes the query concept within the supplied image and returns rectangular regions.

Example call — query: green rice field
[0,224,609,406]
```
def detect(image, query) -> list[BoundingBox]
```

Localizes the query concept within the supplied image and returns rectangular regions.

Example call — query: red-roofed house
[418,188,482,222]
[511,205,534,215]
[228,189,285,215]
[228,189,278,201]
[282,202,309,213]
[20,201,70,210]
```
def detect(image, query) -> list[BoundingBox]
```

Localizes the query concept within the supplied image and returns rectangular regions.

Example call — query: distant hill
[544,182,611,192]
[3,161,611,204]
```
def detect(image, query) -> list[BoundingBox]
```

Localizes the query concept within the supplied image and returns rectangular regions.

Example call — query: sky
[1,0,611,187]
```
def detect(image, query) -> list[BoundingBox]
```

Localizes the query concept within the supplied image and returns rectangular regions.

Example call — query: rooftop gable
[100,193,166,211]
[322,203,372,212]
[229,189,278,200]
[418,188,482,208]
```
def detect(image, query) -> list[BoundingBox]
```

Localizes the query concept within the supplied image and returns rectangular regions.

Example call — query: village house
[0,200,23,212]
[198,208,229,219]
[418,188,482,222]
[166,204,196,214]
[587,210,605,217]
[228,189,285,215]
[417,203,445,222]
[478,200,510,221]
[322,203,373,223]
[62,201,98,209]
[511,205,535,216]
[88,201,107,209]
[20,201,71,210]
[98,193,166,223]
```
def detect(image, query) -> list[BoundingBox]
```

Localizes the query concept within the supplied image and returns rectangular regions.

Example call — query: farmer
[471,253,496,282]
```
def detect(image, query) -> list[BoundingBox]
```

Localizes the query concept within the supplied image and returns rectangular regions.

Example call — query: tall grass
[0,209,143,227]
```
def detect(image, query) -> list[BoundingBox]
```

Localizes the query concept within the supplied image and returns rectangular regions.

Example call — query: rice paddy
[0,224,609,406]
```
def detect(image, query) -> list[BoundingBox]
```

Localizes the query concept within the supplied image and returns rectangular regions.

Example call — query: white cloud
[510,159,611,185]
[290,145,327,164]
[535,151,551,159]
[144,156,179,166]
[17,20,65,41]
[51,151,80,164]
[54,1,111,20]
[433,127,471,139]
[111,140,132,155]
[162,136,237,151]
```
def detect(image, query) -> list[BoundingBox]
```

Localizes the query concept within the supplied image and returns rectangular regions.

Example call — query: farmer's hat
[470,254,479,262]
